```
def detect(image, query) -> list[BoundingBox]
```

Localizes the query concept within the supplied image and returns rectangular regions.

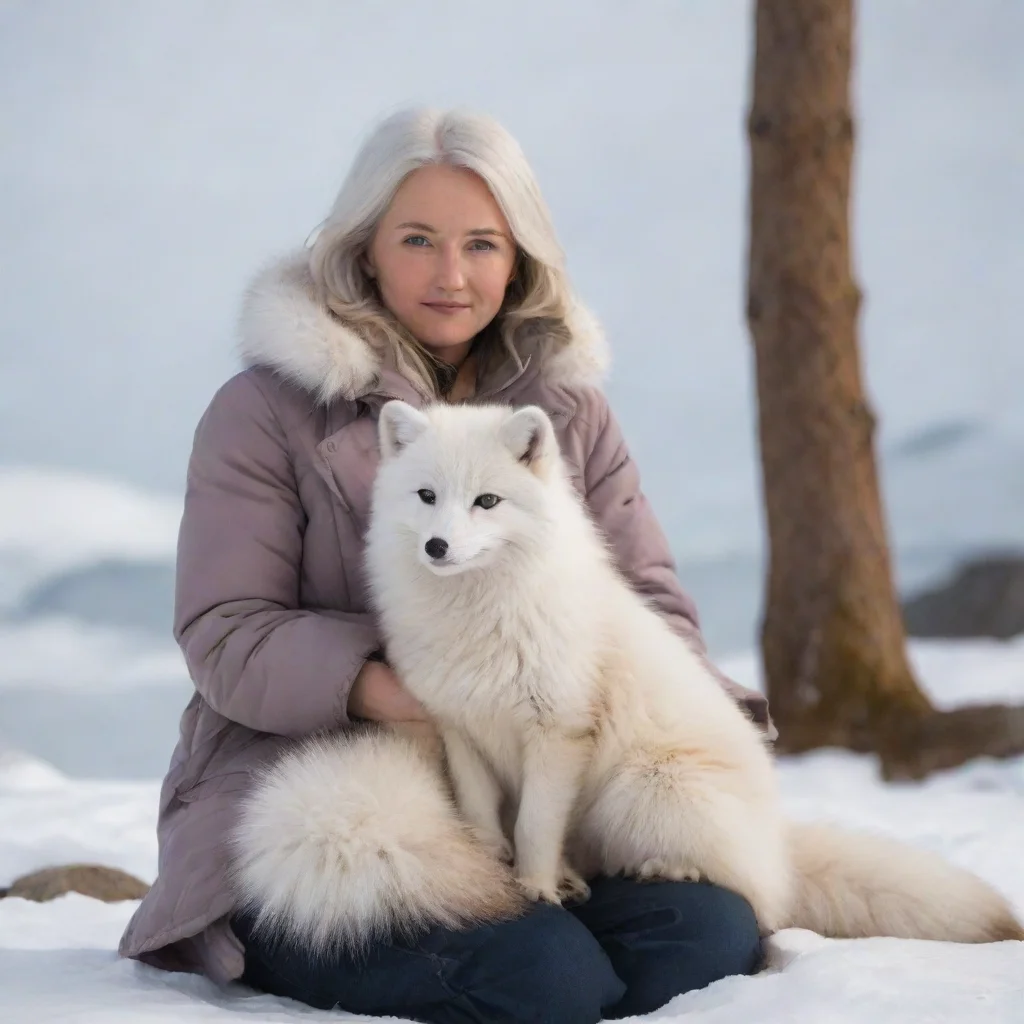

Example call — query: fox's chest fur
[373,559,606,793]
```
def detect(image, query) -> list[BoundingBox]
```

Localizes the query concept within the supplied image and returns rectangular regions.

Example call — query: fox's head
[370,400,563,576]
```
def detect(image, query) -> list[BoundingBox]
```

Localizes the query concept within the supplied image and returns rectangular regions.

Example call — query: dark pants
[233,876,763,1022]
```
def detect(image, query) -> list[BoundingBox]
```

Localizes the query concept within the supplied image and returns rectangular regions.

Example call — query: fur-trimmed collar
[236,250,609,404]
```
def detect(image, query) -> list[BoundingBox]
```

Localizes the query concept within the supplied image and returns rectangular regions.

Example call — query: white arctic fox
[232,399,1022,952]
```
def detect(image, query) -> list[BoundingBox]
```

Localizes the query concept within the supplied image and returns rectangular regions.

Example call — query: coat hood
[236,249,610,404]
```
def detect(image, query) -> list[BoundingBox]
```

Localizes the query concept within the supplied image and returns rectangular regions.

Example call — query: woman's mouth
[422,302,471,315]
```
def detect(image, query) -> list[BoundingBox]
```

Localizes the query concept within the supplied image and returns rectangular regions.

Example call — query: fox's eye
[417,489,436,505]
[473,493,501,510]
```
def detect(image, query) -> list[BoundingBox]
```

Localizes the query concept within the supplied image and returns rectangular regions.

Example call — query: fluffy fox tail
[230,724,524,954]
[784,821,1023,943]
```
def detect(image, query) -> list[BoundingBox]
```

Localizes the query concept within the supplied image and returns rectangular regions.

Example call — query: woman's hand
[348,658,432,723]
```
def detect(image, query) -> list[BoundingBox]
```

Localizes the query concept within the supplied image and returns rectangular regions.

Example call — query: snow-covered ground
[1,457,1023,1021]
[1,639,1022,1023]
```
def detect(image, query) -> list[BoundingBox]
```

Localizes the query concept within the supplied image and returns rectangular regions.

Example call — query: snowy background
[1,1,1022,1020]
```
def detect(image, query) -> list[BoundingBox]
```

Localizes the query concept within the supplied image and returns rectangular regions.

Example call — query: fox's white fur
[230,724,524,953]
[350,399,1023,946]
[231,398,1022,951]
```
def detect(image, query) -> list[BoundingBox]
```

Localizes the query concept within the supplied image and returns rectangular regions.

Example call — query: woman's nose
[435,247,467,292]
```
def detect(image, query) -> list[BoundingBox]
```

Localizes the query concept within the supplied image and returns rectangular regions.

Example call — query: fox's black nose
[424,537,449,560]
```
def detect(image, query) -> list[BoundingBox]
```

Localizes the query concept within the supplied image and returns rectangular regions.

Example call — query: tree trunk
[745,0,1024,779]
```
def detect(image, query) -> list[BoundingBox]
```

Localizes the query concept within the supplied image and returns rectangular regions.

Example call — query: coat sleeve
[576,390,775,736]
[172,372,380,737]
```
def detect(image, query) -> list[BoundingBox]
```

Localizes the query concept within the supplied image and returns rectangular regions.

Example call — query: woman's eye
[473,493,501,510]
[403,235,431,247]
[417,489,436,505]
[468,239,497,251]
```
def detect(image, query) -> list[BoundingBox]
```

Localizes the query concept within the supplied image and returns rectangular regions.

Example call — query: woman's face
[368,164,517,363]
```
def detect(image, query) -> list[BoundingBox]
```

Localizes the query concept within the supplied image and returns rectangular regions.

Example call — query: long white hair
[307,107,583,395]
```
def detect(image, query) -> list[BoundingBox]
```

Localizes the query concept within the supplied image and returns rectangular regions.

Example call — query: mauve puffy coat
[118,251,773,983]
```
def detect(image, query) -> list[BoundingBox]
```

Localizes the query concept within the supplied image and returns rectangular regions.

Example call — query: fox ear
[378,400,430,460]
[500,406,557,472]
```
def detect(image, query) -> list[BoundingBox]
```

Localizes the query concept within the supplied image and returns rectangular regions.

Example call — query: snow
[0,618,186,693]
[0,467,181,614]
[0,469,180,566]
[1,641,1022,1022]
[0,468,191,778]
[1,920,1021,1024]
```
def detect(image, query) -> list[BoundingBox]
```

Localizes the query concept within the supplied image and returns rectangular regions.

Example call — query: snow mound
[0,467,181,613]
[2,636,1023,1022]
[0,618,186,693]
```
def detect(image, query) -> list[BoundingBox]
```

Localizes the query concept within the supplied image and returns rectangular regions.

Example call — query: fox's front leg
[442,727,512,863]
[514,729,593,904]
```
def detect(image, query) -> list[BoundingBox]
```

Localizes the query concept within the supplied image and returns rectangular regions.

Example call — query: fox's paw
[636,857,702,883]
[517,862,591,905]
[516,875,563,905]
[558,863,591,903]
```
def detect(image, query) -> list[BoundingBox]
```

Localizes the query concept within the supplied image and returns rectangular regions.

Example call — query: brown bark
[745,0,1024,778]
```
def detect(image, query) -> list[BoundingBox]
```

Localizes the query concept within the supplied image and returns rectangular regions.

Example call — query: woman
[120,107,774,1022]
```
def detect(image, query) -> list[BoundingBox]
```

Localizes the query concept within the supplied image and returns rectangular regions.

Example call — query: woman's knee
[574,877,762,1018]
[679,882,764,980]
[638,878,762,977]
[449,902,625,1024]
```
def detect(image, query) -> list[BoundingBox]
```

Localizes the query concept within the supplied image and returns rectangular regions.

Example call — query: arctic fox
[232,399,1022,952]
[355,399,1022,945]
